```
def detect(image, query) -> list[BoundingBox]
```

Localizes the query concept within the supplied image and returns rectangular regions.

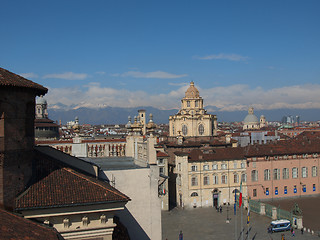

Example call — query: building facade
[169,82,217,138]
[175,148,247,209]
[245,139,320,201]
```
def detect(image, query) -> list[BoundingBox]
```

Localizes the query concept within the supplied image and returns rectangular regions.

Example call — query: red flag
[239,180,242,208]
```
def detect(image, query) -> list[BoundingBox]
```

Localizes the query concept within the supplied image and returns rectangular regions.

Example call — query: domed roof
[36,95,47,105]
[185,81,200,98]
[243,107,259,123]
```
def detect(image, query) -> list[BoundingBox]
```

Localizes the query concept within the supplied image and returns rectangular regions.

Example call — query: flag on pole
[247,204,250,225]
[239,180,242,208]
[234,189,237,215]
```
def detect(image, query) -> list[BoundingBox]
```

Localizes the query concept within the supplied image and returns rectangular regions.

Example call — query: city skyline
[1,0,320,111]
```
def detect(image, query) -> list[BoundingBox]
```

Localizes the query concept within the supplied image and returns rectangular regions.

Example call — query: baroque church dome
[185,81,200,98]
[243,107,259,123]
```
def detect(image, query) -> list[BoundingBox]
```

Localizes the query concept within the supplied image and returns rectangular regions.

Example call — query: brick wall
[0,88,36,209]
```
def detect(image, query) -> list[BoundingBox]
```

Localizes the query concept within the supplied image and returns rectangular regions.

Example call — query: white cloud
[45,83,320,112]
[43,72,88,80]
[20,72,38,78]
[195,53,248,61]
[114,71,188,79]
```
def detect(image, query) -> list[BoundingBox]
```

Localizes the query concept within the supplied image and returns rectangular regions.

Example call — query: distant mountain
[48,106,320,125]
[49,106,178,125]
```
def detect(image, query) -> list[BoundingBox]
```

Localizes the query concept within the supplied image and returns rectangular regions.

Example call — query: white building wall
[104,166,161,240]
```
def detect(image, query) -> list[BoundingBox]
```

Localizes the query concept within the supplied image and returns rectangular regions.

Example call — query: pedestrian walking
[301,228,304,234]
[179,230,183,240]
[292,230,295,237]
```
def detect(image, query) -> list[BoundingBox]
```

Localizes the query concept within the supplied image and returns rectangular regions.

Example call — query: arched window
[182,125,188,135]
[198,124,204,135]
[191,192,198,197]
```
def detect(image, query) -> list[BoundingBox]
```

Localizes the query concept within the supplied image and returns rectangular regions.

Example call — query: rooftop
[0,67,47,95]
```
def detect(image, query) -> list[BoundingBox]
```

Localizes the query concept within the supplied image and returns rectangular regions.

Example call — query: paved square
[162,207,319,240]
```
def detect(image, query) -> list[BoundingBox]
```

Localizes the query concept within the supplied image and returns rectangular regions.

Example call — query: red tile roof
[157,151,169,157]
[16,158,130,210]
[245,138,320,157]
[188,147,245,162]
[0,208,62,240]
[0,67,47,95]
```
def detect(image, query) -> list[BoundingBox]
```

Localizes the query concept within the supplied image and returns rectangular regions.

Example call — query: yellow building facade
[175,149,247,209]
[169,82,217,138]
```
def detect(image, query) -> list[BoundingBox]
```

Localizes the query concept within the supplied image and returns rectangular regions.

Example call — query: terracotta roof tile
[0,67,47,95]
[157,151,169,157]
[189,148,245,162]
[0,209,62,240]
[16,157,130,210]
[245,138,320,157]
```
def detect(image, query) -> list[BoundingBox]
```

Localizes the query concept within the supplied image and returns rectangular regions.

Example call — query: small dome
[185,81,199,98]
[36,95,47,105]
[244,107,259,123]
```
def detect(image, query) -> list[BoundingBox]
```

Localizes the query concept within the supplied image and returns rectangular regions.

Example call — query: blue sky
[1,0,320,111]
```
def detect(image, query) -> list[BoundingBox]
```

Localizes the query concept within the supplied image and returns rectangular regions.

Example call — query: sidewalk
[162,206,319,240]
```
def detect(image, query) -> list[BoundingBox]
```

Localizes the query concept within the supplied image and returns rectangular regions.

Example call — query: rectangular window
[233,162,237,169]
[158,158,164,164]
[221,175,227,184]
[251,170,258,182]
[221,163,227,170]
[292,167,298,178]
[241,173,247,183]
[241,162,245,169]
[302,167,308,178]
[203,164,209,171]
[234,174,239,183]
[302,184,306,192]
[212,164,218,170]
[312,166,317,177]
[191,176,198,186]
[264,169,270,181]
[213,175,218,184]
[282,168,289,179]
[203,176,209,185]
[273,169,280,180]
[159,167,164,174]
[253,189,257,197]
[191,165,197,172]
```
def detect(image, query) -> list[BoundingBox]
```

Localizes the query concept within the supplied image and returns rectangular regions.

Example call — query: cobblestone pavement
[162,206,320,240]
